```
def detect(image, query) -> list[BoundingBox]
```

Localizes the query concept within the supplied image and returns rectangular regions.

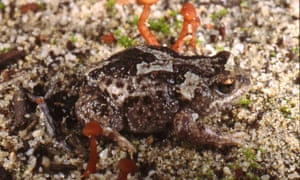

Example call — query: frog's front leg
[173,109,245,148]
[75,90,136,155]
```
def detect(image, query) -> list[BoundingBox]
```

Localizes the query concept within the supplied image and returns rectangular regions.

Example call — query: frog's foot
[102,127,136,157]
[173,109,246,148]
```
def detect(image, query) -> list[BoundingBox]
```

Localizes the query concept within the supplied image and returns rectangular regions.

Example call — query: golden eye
[222,78,234,85]
[215,78,236,94]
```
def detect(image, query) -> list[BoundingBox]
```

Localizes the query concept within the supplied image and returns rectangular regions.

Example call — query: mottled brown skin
[75,46,250,153]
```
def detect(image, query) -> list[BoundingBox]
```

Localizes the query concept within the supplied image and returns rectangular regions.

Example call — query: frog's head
[185,51,251,115]
[206,72,251,114]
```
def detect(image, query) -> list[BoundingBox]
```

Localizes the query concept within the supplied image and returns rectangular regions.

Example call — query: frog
[75,45,250,153]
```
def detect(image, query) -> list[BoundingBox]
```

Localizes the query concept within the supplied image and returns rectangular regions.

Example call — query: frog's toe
[211,131,247,148]
[102,127,136,155]
[225,132,248,146]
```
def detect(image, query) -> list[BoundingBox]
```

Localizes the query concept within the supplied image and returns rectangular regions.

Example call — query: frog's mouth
[209,75,251,112]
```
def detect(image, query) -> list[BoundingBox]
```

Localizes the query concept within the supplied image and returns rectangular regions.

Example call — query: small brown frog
[75,2,250,176]
[75,46,250,154]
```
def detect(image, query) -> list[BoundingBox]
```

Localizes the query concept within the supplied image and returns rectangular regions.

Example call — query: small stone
[261,174,270,180]
[41,156,51,168]
[223,166,231,176]
[288,172,300,179]
[32,129,44,138]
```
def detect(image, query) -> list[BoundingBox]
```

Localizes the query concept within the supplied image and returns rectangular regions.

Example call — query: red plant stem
[138,5,160,46]
[83,136,97,177]
[172,21,189,52]
[172,2,200,52]
[117,171,127,180]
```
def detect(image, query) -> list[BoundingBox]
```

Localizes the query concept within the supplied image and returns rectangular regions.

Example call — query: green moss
[249,161,261,170]
[38,2,46,10]
[196,39,203,46]
[244,148,256,161]
[270,51,277,57]
[240,27,248,32]
[0,47,11,54]
[113,29,135,48]
[118,36,135,48]
[215,45,225,51]
[238,95,252,107]
[268,97,275,105]
[240,0,247,7]
[114,29,121,36]
[292,46,299,55]
[210,8,228,20]
[105,0,116,15]
[218,9,228,17]
[0,2,5,10]
[105,0,115,9]
[50,38,56,44]
[169,10,178,17]
[149,17,170,34]
[258,146,266,154]
[70,35,77,43]
[168,10,184,31]
[210,14,218,21]
[130,15,139,26]
[228,162,238,170]
[243,148,262,171]
[131,139,139,148]
[280,106,291,118]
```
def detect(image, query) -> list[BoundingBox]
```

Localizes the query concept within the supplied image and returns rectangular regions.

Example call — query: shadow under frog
[75,46,250,154]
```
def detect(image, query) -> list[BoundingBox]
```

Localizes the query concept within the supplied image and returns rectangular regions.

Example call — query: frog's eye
[215,77,236,95]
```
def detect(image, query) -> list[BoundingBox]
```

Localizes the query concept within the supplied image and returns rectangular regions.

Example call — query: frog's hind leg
[173,109,246,148]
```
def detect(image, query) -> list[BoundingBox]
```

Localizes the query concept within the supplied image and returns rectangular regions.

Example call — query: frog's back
[87,46,229,83]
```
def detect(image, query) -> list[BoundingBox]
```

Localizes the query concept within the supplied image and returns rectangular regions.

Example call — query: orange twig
[83,136,98,177]
[138,1,160,46]
[172,2,200,52]
[82,121,103,177]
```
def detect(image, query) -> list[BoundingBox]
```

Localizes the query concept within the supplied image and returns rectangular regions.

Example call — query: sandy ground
[0,0,299,179]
